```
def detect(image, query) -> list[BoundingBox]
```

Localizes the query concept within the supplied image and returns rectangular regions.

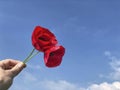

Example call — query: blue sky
[1,0,120,90]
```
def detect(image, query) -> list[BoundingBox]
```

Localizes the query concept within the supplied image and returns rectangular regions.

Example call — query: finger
[10,62,26,77]
[0,59,21,69]
[0,59,21,66]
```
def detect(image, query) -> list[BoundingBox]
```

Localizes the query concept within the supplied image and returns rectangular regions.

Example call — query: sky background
[1,0,120,90]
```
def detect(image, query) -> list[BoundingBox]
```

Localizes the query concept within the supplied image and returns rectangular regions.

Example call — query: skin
[0,59,26,90]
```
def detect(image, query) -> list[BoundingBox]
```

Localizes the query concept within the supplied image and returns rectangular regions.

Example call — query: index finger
[0,59,21,69]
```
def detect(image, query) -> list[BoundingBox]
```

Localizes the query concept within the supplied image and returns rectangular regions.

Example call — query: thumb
[10,62,26,77]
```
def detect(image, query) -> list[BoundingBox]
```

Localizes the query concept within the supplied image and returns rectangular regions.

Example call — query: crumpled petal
[44,46,65,67]
[32,26,58,52]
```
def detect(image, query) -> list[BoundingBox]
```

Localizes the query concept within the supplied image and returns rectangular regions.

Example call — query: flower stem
[23,49,39,63]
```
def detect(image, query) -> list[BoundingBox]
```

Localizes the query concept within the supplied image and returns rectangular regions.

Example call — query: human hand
[0,59,26,90]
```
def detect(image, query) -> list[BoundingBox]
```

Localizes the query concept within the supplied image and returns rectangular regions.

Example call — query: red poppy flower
[32,26,58,52]
[44,45,65,67]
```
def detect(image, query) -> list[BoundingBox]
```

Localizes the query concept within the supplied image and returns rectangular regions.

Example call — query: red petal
[44,46,65,67]
[31,26,58,52]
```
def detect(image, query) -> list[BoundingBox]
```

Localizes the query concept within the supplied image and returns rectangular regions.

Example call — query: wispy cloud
[40,80,84,90]
[63,16,87,33]
[22,71,37,82]
[27,64,43,70]
[10,69,120,90]
[109,60,120,80]
[10,71,84,90]
[63,16,109,39]
[104,51,120,80]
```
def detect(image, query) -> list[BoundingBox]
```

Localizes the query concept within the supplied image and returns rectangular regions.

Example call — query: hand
[0,59,26,90]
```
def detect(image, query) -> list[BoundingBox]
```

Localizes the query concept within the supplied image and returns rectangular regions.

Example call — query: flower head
[23,25,65,68]
[44,46,65,67]
[32,26,58,52]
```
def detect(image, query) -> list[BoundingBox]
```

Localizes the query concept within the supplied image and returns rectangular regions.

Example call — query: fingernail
[17,62,26,68]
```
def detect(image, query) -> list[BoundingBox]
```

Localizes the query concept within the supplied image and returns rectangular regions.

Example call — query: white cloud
[10,71,84,90]
[10,70,120,90]
[40,80,84,90]
[40,81,120,90]
[109,60,120,80]
[104,51,117,60]
[9,51,120,90]
[104,51,111,57]
[10,71,38,90]
[104,51,120,80]
[87,82,120,90]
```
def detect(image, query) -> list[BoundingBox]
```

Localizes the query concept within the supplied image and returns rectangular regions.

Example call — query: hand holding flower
[23,25,65,68]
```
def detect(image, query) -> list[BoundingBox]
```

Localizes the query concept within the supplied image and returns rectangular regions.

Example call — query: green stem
[23,49,39,63]
[24,51,39,63]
